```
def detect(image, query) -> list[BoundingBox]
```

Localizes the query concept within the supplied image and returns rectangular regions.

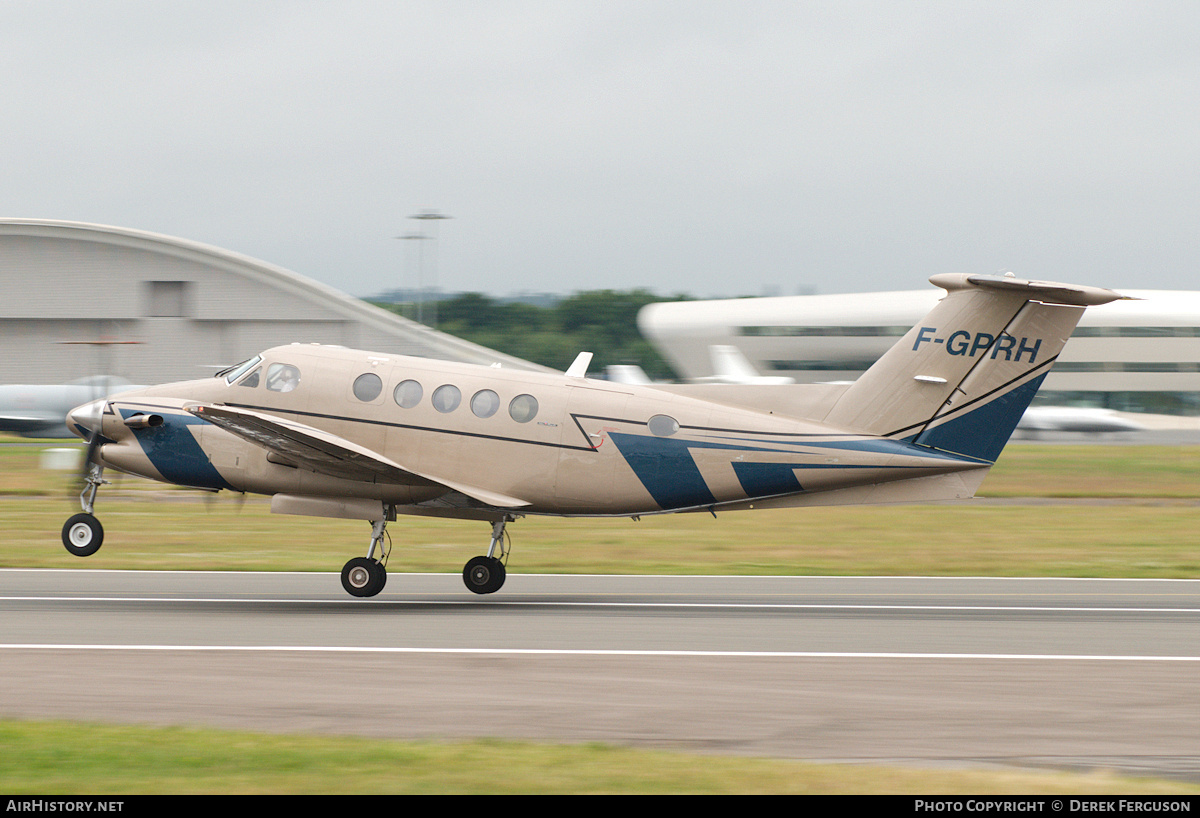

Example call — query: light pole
[407,210,452,329]
[394,232,429,324]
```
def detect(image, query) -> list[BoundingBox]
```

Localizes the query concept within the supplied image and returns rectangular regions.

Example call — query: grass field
[2,720,1197,795]
[3,440,1197,577]
[6,493,1200,577]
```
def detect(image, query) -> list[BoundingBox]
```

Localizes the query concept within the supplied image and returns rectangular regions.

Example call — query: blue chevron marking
[914,374,1047,462]
[120,409,235,491]
[608,432,717,510]
[731,462,805,497]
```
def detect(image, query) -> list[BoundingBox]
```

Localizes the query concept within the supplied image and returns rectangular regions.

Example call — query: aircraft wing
[0,411,65,435]
[187,403,530,508]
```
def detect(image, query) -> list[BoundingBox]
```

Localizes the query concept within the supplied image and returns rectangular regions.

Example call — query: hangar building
[639,284,1200,415]
[0,219,546,385]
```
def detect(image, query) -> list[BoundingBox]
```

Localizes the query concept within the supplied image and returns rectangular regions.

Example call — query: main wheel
[463,556,506,595]
[62,513,104,557]
[341,557,387,598]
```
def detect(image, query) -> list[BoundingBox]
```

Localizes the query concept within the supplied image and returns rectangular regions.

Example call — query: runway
[2,569,1199,780]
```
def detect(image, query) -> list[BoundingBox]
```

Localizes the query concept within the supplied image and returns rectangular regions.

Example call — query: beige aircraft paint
[62,274,1128,597]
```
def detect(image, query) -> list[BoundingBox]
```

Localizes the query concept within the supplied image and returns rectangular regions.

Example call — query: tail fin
[713,344,761,380]
[822,274,1129,462]
[703,345,796,385]
[605,364,653,385]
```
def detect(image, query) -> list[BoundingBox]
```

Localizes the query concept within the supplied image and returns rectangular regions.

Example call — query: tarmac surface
[2,569,1198,781]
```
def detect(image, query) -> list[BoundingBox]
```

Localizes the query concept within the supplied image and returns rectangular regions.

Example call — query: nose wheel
[62,513,104,557]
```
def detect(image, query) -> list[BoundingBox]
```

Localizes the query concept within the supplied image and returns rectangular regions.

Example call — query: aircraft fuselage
[80,343,985,518]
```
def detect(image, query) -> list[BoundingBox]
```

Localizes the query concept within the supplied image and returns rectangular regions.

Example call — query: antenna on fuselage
[565,352,593,379]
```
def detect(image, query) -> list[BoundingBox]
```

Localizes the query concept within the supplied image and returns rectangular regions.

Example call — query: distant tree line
[373,289,689,380]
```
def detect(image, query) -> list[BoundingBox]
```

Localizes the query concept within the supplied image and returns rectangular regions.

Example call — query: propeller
[204,488,247,513]
[66,400,108,507]
[82,428,103,471]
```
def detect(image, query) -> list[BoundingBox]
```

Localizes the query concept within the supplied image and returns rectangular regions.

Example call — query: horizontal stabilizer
[935,273,1136,307]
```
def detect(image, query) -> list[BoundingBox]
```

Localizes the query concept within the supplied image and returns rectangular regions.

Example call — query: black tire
[62,513,104,557]
[463,556,506,595]
[341,557,386,598]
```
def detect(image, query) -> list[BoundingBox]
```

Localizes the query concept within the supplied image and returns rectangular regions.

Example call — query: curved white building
[639,284,1200,415]
[0,219,547,385]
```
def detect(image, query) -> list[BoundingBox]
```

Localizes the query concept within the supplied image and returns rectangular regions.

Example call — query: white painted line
[4,568,1200,583]
[2,595,1198,613]
[1,644,1198,661]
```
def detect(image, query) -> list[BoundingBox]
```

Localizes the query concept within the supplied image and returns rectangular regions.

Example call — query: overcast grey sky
[2,1,1197,299]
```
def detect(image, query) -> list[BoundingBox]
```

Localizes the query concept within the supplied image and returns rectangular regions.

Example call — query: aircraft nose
[67,399,106,438]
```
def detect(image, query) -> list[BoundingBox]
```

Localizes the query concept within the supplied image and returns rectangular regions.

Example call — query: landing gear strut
[341,517,390,598]
[338,512,517,598]
[462,518,512,595]
[62,461,108,557]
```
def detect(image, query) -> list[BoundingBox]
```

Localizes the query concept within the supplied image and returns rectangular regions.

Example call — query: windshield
[218,355,263,384]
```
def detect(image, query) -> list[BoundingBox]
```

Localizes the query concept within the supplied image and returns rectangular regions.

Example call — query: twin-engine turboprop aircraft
[63,274,1127,598]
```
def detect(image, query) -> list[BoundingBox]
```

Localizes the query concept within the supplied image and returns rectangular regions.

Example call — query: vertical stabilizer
[822,274,1129,462]
[706,345,795,385]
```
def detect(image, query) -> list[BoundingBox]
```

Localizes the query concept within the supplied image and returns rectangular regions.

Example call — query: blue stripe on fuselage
[119,409,234,490]
[698,432,988,463]
[608,432,718,510]
[731,462,805,497]
[607,431,973,510]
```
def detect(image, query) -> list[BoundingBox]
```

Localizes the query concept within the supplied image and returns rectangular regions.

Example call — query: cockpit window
[220,355,262,385]
[238,367,261,388]
[265,363,301,393]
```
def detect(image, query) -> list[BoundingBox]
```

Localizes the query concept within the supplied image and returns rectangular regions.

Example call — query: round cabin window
[647,414,679,437]
[432,384,462,413]
[471,389,500,418]
[393,379,423,408]
[352,373,383,402]
[509,394,539,423]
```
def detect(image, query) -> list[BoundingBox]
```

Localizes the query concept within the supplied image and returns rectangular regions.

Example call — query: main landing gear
[341,518,390,597]
[339,515,515,598]
[62,461,108,558]
[462,519,510,595]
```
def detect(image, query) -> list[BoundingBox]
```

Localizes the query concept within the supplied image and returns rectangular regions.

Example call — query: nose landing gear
[62,461,108,558]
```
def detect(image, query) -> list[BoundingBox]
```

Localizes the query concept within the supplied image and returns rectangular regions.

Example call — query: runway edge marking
[3,644,1199,661]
